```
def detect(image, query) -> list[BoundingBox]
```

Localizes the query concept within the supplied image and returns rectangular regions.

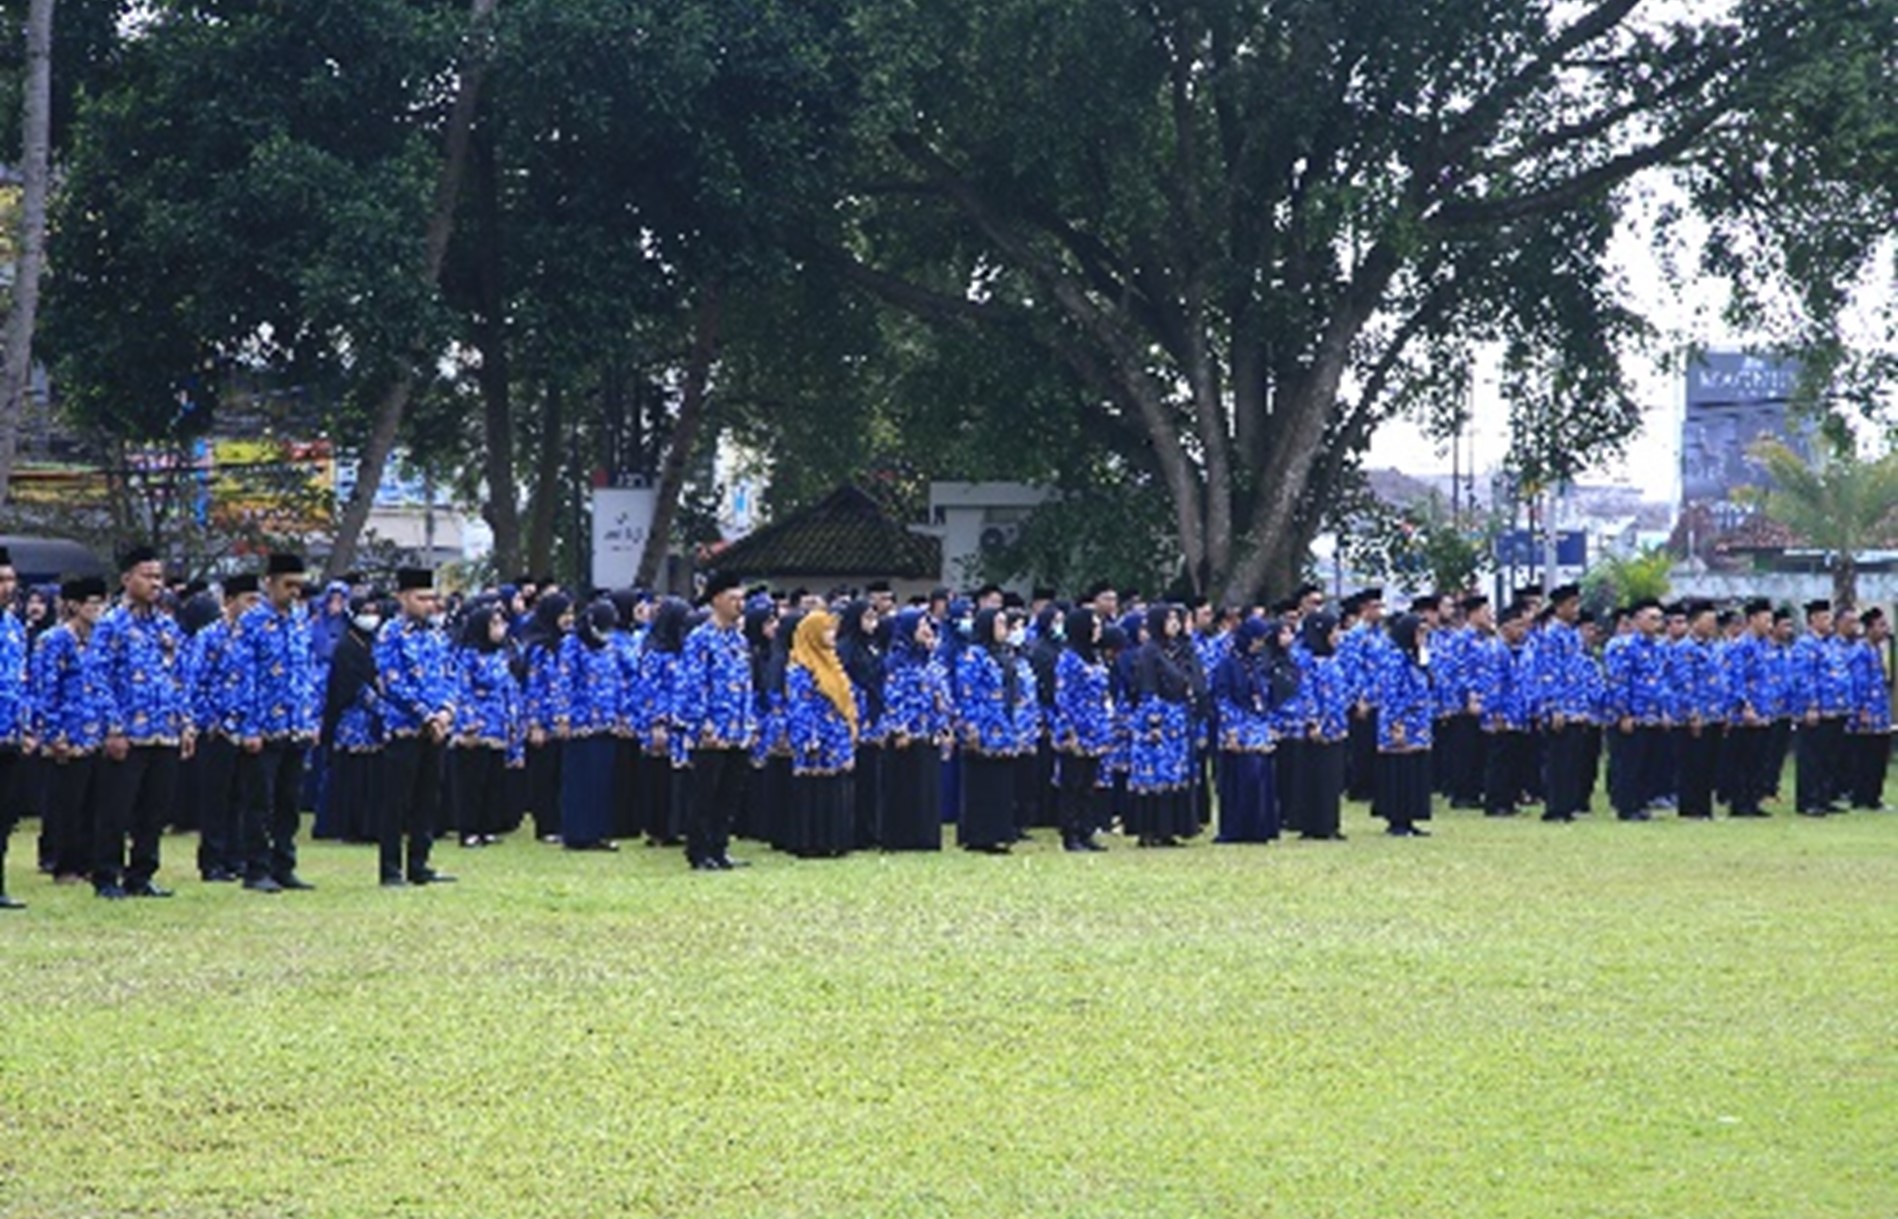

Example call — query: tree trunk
[635,286,722,589]
[471,117,521,576]
[525,382,563,575]
[325,0,500,579]
[1834,554,1856,613]
[0,0,56,506]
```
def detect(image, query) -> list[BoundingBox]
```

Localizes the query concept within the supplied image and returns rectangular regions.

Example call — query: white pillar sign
[592,487,659,589]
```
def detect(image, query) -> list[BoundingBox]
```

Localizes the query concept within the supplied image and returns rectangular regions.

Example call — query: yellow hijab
[791,610,857,737]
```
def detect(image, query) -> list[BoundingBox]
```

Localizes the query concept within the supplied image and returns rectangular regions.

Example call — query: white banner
[592,487,659,589]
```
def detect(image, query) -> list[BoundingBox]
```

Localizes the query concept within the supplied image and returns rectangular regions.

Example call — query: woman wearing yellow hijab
[784,610,857,857]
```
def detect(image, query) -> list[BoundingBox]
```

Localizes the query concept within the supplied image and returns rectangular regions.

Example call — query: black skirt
[560,735,618,846]
[634,751,679,845]
[853,742,884,849]
[526,740,563,841]
[786,771,855,857]
[880,742,942,851]
[1376,749,1432,825]
[1279,738,1345,838]
[612,738,642,840]
[959,754,1017,849]
[325,749,380,843]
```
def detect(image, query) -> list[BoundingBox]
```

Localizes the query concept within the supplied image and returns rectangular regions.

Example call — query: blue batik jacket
[28,625,111,753]
[1053,649,1115,756]
[785,666,855,775]
[92,604,189,745]
[955,647,1039,757]
[1604,634,1668,724]
[374,618,455,738]
[554,635,624,738]
[0,611,27,746]
[454,645,522,752]
[236,600,319,743]
[1846,639,1891,733]
[1374,649,1433,749]
[1474,637,1533,732]
[883,650,951,745]
[674,622,757,752]
[184,620,245,738]
[1667,637,1731,727]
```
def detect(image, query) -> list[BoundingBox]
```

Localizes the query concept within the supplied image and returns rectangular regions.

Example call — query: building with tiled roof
[705,484,941,593]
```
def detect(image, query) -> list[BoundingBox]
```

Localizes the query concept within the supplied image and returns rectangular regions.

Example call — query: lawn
[2,789,1894,1219]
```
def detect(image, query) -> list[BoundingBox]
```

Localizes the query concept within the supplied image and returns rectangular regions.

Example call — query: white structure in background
[334,451,486,567]
[591,485,659,589]
[715,437,767,539]
[917,482,1053,590]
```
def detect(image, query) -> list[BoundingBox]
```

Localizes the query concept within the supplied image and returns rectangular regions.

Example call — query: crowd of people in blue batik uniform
[0,541,1891,909]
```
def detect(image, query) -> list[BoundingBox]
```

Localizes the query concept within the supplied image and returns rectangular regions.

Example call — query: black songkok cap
[1631,597,1663,614]
[117,544,159,572]
[702,570,743,600]
[1804,599,1831,615]
[1772,606,1794,623]
[1548,584,1582,605]
[1357,587,1384,603]
[266,552,307,577]
[225,574,260,596]
[62,576,107,602]
[1514,582,1545,599]
[0,545,11,566]
[1685,599,1716,618]
[1459,594,1489,613]
[1861,606,1885,626]
[396,567,434,592]
[1743,598,1772,616]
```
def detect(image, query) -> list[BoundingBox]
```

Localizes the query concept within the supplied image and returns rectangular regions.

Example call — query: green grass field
[3,788,1895,1219]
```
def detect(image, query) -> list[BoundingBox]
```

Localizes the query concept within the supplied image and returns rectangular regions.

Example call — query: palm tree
[1747,439,1898,610]
[1583,546,1674,613]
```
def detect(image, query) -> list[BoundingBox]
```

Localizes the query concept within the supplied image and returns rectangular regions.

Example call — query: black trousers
[1483,730,1531,815]
[1677,723,1723,818]
[1280,738,1345,838]
[1545,722,1589,819]
[1057,752,1102,844]
[1608,724,1661,819]
[1346,710,1378,802]
[1795,716,1845,812]
[243,740,307,881]
[1439,713,1484,804]
[1847,731,1891,808]
[0,747,15,888]
[687,747,748,866]
[94,745,178,888]
[195,734,244,877]
[525,740,562,840]
[379,736,440,881]
[1765,719,1792,797]
[1724,724,1770,815]
[45,754,99,878]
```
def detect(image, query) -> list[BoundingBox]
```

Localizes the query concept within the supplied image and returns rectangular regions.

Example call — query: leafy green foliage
[1583,545,1675,612]
[1743,438,1898,606]
[1,793,1894,1218]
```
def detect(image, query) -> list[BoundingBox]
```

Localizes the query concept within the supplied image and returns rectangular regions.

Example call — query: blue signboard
[1495,530,1587,569]
[1680,351,1812,506]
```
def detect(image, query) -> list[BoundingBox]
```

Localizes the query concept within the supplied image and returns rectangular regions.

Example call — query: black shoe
[1068,836,1106,853]
[0,894,25,910]
[690,858,722,872]
[380,876,409,888]
[1540,812,1575,823]
[713,855,749,869]
[276,874,316,891]
[409,870,456,885]
[564,840,620,853]
[95,884,129,900]
[460,836,485,848]
[201,868,239,883]
[126,883,174,898]
[244,876,284,894]
[1407,825,1431,837]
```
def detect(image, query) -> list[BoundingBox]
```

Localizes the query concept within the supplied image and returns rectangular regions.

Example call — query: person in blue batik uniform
[1053,607,1114,852]
[1668,601,1730,820]
[373,567,456,887]
[631,597,691,847]
[233,553,319,892]
[553,600,624,852]
[0,548,27,907]
[29,578,113,883]
[836,599,887,850]
[1844,607,1891,808]
[451,600,522,847]
[1216,615,1302,844]
[674,573,758,871]
[881,608,950,851]
[1476,603,1534,819]
[1279,611,1349,840]
[90,546,193,899]
[1126,604,1199,847]
[1374,613,1434,837]
[320,595,387,843]
[518,593,571,844]
[784,609,857,858]
[1338,589,1388,804]
[183,578,256,877]
[735,601,780,844]
[1533,585,1590,820]
[955,607,1038,854]
[1604,598,1668,821]
[1790,598,1854,815]
[1721,598,1777,817]
[1436,595,1491,809]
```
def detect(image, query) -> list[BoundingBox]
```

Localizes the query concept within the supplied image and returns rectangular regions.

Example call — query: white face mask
[1006,626,1026,648]
[353,614,382,634]
[957,617,974,637]
[1417,645,1431,667]
[427,612,447,629]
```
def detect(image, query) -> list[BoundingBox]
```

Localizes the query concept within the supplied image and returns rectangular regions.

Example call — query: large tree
[830,0,1807,600]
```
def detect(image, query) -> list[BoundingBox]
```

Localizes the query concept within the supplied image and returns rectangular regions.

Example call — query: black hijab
[647,597,692,654]
[972,607,1020,707]
[764,609,804,698]
[521,592,572,657]
[836,600,887,724]
[1065,607,1099,664]
[1134,606,1193,704]
[459,600,506,652]
[579,599,617,650]
[323,595,382,745]
[1301,610,1340,658]
[1389,612,1423,662]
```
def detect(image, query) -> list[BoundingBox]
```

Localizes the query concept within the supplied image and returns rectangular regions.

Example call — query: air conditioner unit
[979,522,1020,552]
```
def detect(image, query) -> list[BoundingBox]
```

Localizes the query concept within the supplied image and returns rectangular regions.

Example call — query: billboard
[1680,351,1812,508]
[592,487,659,589]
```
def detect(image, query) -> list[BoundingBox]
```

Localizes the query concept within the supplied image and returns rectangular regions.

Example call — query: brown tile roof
[707,484,940,579]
